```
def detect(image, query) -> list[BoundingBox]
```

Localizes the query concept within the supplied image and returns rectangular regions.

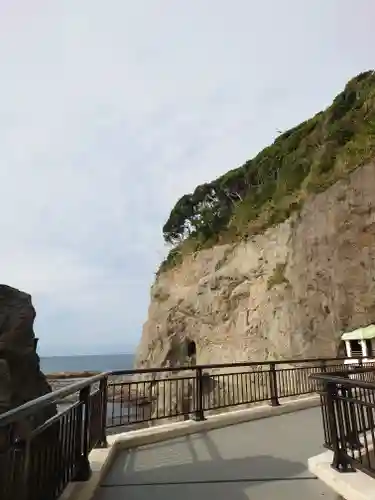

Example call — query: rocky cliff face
[136,162,375,368]
[0,285,56,425]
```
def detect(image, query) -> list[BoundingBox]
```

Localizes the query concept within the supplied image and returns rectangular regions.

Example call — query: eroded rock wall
[136,162,375,368]
[0,285,56,424]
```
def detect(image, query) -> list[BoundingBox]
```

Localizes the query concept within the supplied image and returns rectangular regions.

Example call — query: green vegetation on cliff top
[160,71,375,273]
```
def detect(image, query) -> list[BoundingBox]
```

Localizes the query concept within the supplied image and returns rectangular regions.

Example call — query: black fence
[311,365,375,478]
[0,356,370,499]
[105,357,364,429]
[0,374,108,500]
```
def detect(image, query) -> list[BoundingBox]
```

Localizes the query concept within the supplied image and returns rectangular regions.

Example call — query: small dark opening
[350,340,362,357]
[187,340,196,357]
[366,340,373,357]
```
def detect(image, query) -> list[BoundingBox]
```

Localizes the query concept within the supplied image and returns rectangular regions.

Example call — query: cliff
[135,72,375,369]
[0,285,56,434]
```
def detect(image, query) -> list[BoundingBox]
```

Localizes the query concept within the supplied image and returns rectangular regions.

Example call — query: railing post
[320,360,327,372]
[342,383,362,450]
[0,425,12,500]
[14,438,30,500]
[193,367,205,421]
[326,381,354,472]
[269,363,280,406]
[96,377,108,448]
[74,386,92,481]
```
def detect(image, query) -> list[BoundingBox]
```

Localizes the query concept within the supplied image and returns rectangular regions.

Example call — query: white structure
[341,324,375,365]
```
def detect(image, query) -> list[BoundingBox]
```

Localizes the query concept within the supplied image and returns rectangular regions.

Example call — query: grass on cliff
[159,71,375,274]
[267,263,289,290]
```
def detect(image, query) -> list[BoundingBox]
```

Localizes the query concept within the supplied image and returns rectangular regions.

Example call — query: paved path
[93,407,336,500]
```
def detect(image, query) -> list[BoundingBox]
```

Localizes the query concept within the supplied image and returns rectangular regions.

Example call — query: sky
[0,1,373,356]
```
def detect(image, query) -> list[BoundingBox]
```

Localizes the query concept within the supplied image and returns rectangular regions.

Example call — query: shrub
[159,70,375,273]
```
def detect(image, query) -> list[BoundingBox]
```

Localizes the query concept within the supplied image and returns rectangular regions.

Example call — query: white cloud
[0,0,374,356]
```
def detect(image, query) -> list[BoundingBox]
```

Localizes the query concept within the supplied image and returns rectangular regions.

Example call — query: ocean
[40,353,137,427]
[40,353,134,374]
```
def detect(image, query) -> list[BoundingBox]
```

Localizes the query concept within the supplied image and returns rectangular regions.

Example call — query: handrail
[0,371,110,426]
[311,365,375,478]
[0,355,370,500]
[312,366,375,390]
[0,355,365,427]
[110,355,362,375]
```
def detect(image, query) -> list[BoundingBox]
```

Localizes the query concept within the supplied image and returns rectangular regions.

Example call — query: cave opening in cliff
[187,340,197,364]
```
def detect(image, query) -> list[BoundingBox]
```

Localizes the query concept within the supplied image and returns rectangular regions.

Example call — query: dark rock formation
[0,285,57,428]
[0,286,59,500]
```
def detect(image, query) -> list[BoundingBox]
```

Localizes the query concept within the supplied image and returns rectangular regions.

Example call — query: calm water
[40,353,134,374]
[40,353,137,425]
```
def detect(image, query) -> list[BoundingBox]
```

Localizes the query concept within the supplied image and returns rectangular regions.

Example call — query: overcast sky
[0,1,373,356]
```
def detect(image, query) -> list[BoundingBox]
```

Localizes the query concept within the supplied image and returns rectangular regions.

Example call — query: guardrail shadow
[100,429,314,500]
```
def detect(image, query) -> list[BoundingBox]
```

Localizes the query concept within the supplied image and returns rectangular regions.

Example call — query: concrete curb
[114,395,320,449]
[59,445,119,500]
[308,450,375,500]
[61,395,320,500]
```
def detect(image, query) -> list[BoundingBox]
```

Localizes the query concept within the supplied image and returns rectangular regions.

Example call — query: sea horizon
[40,352,135,374]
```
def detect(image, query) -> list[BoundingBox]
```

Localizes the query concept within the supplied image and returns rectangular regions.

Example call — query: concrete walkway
[93,407,336,500]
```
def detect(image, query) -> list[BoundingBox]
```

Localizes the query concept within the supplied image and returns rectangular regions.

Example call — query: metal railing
[0,356,368,499]
[0,374,108,500]
[311,364,375,478]
[105,357,362,428]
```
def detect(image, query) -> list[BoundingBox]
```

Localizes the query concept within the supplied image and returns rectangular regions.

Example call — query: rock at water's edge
[0,285,57,429]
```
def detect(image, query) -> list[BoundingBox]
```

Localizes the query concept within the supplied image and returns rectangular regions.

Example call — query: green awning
[341,324,375,341]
